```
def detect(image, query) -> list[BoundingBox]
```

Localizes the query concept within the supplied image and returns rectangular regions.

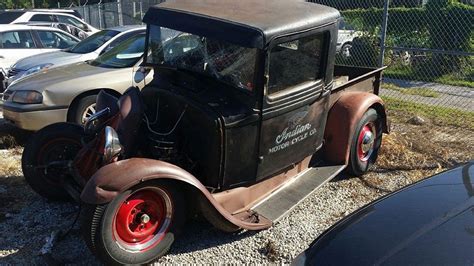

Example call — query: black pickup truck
[21,0,389,264]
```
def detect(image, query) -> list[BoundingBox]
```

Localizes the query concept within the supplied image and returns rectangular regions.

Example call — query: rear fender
[80,158,271,230]
[323,91,389,165]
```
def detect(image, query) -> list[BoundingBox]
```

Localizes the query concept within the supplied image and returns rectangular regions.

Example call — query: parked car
[21,1,389,264]
[293,161,474,265]
[336,18,362,57]
[2,33,151,129]
[21,21,89,40]
[5,26,145,87]
[0,9,98,35]
[0,24,80,91]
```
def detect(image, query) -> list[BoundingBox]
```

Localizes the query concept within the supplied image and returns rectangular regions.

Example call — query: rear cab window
[0,31,36,49]
[267,33,326,96]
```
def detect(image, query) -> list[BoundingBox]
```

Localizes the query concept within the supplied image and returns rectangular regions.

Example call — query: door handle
[0,55,4,59]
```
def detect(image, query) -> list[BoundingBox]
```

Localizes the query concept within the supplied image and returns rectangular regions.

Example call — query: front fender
[323,91,389,165]
[80,158,272,230]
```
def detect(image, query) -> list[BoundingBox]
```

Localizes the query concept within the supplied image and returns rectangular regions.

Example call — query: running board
[251,164,346,223]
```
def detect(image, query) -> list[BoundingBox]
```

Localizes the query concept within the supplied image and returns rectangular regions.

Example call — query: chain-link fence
[312,0,473,135]
[71,0,473,134]
[71,0,163,29]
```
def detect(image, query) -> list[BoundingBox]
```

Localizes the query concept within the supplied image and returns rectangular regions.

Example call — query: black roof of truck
[143,0,340,49]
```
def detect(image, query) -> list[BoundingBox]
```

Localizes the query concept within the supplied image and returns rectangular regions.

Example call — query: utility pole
[31,0,35,8]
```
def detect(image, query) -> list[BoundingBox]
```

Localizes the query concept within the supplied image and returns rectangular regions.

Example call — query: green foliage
[342,2,473,77]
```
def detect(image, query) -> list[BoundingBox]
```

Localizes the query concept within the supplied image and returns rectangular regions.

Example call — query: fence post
[378,0,390,67]
[140,1,144,24]
[117,0,124,26]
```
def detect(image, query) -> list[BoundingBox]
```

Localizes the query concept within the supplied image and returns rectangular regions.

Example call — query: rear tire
[69,95,97,125]
[80,181,186,265]
[347,108,383,176]
[21,123,84,200]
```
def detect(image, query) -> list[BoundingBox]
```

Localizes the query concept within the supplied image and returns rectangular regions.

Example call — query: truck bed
[329,65,386,106]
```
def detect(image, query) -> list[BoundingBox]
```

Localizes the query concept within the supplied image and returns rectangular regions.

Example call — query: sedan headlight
[12,90,43,104]
[21,63,54,78]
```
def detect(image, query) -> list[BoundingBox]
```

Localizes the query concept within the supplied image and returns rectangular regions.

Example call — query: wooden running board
[251,164,346,223]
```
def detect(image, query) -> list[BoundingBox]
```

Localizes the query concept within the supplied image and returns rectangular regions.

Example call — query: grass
[385,68,474,88]
[382,83,441,98]
[382,96,474,130]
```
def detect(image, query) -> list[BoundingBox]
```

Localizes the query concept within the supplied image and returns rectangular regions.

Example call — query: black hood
[295,162,474,266]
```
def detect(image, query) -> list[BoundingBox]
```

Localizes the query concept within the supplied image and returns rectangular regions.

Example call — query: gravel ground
[0,116,472,264]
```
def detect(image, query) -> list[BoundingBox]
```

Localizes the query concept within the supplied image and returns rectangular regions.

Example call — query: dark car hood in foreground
[295,162,474,266]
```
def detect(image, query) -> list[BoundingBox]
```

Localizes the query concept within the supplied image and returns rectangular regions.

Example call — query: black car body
[294,162,474,265]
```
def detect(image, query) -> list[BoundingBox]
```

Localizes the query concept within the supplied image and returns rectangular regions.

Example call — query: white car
[337,18,361,57]
[0,24,80,90]
[5,26,145,86]
[0,9,98,35]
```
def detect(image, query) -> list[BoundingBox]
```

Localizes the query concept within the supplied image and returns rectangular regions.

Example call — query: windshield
[90,33,145,68]
[146,25,257,91]
[68,30,119,54]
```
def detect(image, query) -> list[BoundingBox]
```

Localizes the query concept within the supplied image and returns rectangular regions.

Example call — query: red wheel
[348,108,382,176]
[113,188,173,252]
[81,181,186,264]
[356,122,376,162]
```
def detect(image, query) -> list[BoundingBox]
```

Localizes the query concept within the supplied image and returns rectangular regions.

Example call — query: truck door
[257,32,331,179]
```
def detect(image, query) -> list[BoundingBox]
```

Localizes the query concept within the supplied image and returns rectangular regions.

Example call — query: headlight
[11,90,43,104]
[21,63,54,78]
[104,126,122,163]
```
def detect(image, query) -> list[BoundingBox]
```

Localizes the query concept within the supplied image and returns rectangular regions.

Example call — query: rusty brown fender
[323,91,389,165]
[80,158,272,230]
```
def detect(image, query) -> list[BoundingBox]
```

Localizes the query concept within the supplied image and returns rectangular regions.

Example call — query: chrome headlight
[22,63,54,78]
[12,90,43,104]
[104,126,122,163]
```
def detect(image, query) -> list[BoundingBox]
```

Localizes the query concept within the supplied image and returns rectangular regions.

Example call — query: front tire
[21,123,84,200]
[347,108,383,176]
[69,95,97,125]
[81,181,186,265]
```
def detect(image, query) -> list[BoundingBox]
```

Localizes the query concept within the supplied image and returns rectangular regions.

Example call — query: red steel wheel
[356,122,376,162]
[113,188,173,252]
[80,181,186,265]
[348,108,383,176]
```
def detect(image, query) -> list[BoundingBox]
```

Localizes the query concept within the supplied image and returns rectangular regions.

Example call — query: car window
[36,30,78,49]
[0,11,25,23]
[0,31,36,49]
[68,30,120,54]
[30,14,56,22]
[57,15,88,31]
[91,34,146,69]
[267,33,324,95]
[100,31,141,54]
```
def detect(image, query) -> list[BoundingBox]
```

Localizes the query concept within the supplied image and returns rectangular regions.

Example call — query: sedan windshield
[90,34,145,68]
[68,30,119,54]
[146,25,257,91]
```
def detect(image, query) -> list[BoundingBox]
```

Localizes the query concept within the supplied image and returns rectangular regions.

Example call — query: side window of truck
[267,33,324,95]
